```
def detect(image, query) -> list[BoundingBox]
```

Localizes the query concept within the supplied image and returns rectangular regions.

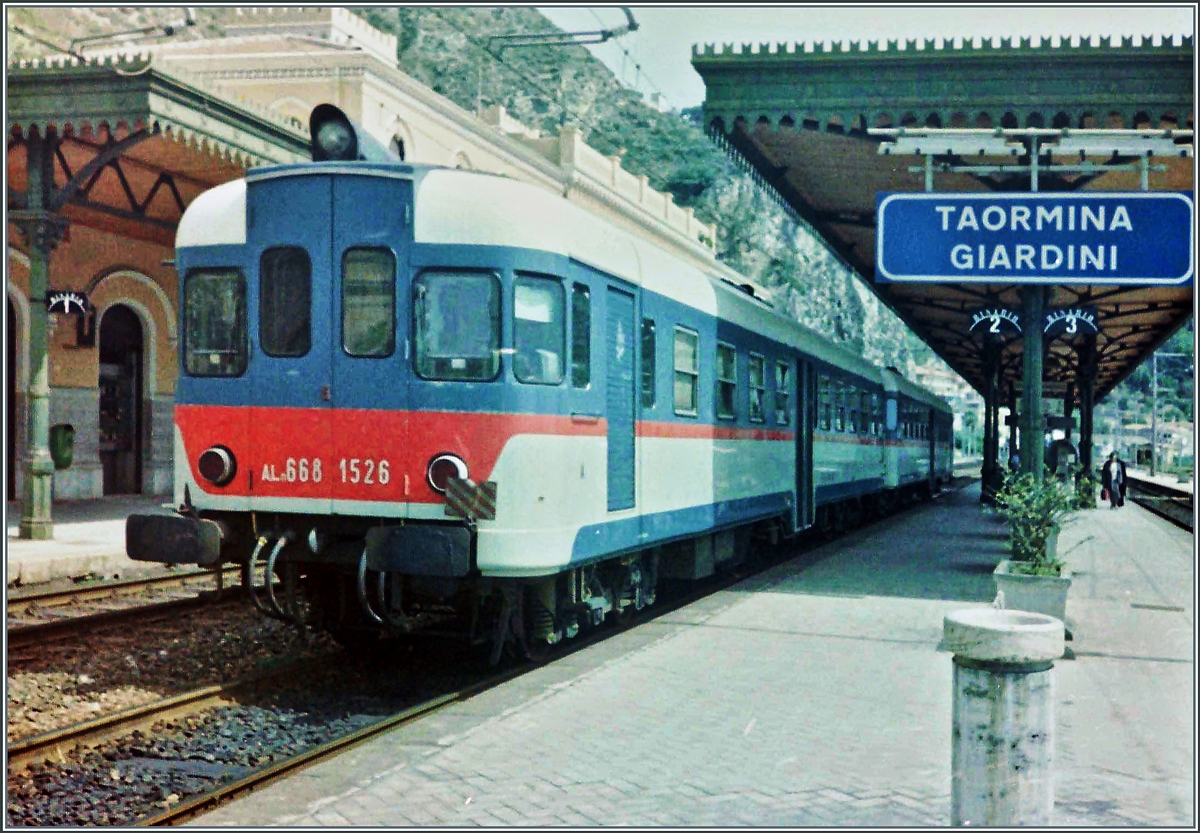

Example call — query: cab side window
[570,283,591,388]
[514,274,564,385]
[641,318,656,407]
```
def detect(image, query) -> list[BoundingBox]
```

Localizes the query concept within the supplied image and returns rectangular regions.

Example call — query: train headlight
[197,446,237,486]
[315,120,353,159]
[308,103,397,163]
[427,454,468,494]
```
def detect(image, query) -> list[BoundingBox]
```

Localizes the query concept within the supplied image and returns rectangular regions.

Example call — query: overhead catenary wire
[427,8,698,191]
[585,7,679,113]
[427,6,818,248]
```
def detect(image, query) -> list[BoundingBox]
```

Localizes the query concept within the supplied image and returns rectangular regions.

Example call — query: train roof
[176,163,949,411]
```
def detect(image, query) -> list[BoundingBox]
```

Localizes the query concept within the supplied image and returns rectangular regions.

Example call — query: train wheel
[524,581,561,662]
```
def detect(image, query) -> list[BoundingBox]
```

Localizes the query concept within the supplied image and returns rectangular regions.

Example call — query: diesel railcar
[128,105,953,660]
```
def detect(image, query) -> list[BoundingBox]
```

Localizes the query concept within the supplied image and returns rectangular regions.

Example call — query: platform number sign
[969,308,1021,336]
[1043,307,1099,337]
[45,290,89,315]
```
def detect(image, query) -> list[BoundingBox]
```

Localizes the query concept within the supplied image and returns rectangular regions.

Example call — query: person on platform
[1101,452,1128,509]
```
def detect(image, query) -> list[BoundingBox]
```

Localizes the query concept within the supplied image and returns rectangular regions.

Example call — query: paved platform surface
[192,483,1194,827]
[5,495,173,587]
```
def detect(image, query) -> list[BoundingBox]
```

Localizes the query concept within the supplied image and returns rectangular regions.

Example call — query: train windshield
[260,247,312,357]
[342,247,396,358]
[183,269,248,377]
[414,271,501,381]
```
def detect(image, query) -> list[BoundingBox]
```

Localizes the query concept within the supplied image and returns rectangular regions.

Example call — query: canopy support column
[11,134,69,539]
[1076,337,1098,478]
[1020,286,1047,481]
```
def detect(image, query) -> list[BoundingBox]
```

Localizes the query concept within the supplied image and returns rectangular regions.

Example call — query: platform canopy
[693,36,1195,402]
[7,54,310,246]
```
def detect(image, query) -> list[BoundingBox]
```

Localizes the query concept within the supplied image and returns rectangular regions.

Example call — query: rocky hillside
[8,5,938,373]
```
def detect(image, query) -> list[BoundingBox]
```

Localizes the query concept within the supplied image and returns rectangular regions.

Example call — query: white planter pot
[993,559,1072,623]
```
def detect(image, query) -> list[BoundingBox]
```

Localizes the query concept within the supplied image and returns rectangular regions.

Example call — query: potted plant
[990,467,1083,623]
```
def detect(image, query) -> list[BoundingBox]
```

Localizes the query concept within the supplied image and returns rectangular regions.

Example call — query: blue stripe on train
[570,491,792,565]
[814,477,886,504]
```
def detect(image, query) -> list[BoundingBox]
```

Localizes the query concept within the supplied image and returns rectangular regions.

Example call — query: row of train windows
[817,374,883,435]
[900,403,934,441]
[816,374,932,439]
[183,253,791,425]
[656,327,791,424]
[184,252,589,386]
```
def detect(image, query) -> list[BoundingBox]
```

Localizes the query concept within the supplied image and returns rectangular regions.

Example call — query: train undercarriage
[166,481,939,663]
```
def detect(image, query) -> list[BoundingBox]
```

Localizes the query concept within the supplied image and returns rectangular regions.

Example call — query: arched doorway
[7,297,16,500]
[98,305,144,494]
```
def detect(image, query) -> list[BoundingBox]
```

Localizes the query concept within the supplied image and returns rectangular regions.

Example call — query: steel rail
[7,658,327,772]
[1126,476,1193,533]
[9,567,238,612]
[6,594,240,651]
[136,662,534,827]
[136,488,954,826]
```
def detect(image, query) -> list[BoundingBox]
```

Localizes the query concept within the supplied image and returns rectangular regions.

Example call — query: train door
[245,175,334,514]
[605,285,636,511]
[329,175,411,512]
[98,305,143,494]
[794,356,815,530]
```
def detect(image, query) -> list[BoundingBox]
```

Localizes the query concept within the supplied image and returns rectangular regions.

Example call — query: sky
[537,6,1197,110]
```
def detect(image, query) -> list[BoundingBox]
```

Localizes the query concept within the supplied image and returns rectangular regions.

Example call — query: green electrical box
[49,423,75,470]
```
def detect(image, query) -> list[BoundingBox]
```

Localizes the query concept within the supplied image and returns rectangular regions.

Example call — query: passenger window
[716,343,737,420]
[835,380,846,433]
[774,361,790,426]
[514,274,564,385]
[414,271,501,381]
[570,283,590,388]
[342,247,395,357]
[184,269,247,377]
[260,247,311,358]
[818,374,831,430]
[673,326,699,416]
[748,354,765,423]
[641,318,656,408]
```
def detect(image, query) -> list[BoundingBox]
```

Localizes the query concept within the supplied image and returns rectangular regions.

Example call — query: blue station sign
[876,192,1194,285]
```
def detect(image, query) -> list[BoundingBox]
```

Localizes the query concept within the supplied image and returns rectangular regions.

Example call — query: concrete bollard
[943,608,1065,826]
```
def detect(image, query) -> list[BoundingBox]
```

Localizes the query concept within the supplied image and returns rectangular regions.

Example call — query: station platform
[5,495,174,588]
[190,482,1193,827]
[1127,465,1195,495]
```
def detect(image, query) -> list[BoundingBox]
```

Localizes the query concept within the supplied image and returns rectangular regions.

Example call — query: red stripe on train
[175,405,794,503]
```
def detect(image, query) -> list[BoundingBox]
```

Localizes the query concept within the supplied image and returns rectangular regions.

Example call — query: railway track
[140,488,958,826]
[135,662,533,826]
[11,490,947,826]
[1126,475,1194,532]
[7,568,239,650]
[7,661,315,773]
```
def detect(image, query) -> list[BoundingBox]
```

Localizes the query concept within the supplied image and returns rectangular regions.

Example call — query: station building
[7,8,718,514]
